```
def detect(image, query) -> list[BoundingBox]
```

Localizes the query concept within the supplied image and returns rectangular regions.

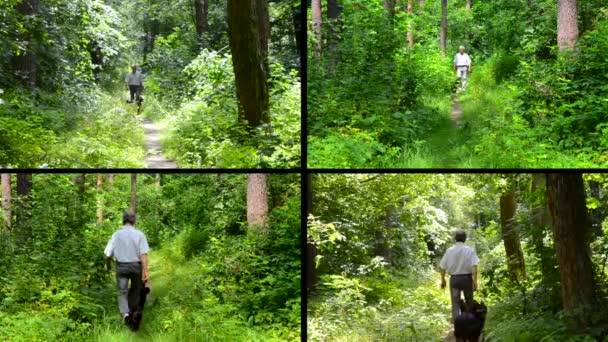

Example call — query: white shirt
[104,224,150,263]
[439,242,479,275]
[125,71,144,86]
[453,53,471,67]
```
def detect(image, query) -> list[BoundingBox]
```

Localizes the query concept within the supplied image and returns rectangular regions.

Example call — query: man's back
[105,225,149,263]
[440,242,479,275]
[125,71,143,85]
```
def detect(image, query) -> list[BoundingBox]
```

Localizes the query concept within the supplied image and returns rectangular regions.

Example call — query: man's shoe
[123,313,129,323]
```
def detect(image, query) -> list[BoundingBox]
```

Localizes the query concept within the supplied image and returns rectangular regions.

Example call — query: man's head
[123,211,136,225]
[454,229,466,243]
[459,46,465,54]
[131,64,138,73]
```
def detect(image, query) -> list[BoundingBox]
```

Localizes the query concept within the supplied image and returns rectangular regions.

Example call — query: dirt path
[441,328,456,342]
[141,118,177,169]
[452,99,463,123]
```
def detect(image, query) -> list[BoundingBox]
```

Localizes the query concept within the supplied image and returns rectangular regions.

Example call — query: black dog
[454,299,487,342]
[125,281,150,331]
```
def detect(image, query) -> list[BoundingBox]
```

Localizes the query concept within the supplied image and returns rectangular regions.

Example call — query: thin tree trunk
[547,173,596,331]
[16,173,32,247]
[306,174,317,294]
[194,0,209,48]
[375,208,395,264]
[530,174,553,279]
[440,0,447,58]
[96,174,103,225]
[107,174,114,187]
[326,0,342,74]
[407,0,414,48]
[311,0,322,55]
[247,174,269,232]
[13,0,38,87]
[227,0,270,129]
[557,0,578,51]
[1,174,11,231]
[292,4,303,58]
[500,187,526,280]
[130,174,137,215]
[155,173,161,188]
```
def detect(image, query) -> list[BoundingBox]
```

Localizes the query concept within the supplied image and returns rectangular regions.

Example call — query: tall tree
[547,173,597,331]
[13,0,38,87]
[194,0,209,45]
[326,0,342,73]
[306,174,317,293]
[1,174,11,231]
[96,174,104,225]
[499,185,526,279]
[292,4,304,57]
[440,0,447,58]
[530,174,553,279]
[227,0,270,129]
[311,0,322,55]
[15,173,32,247]
[247,174,268,231]
[557,0,578,50]
[407,0,414,48]
[130,174,137,215]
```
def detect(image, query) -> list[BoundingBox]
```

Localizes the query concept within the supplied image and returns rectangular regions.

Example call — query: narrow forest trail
[141,117,177,169]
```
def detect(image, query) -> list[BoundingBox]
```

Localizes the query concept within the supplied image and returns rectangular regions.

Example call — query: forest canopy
[0,173,301,341]
[308,173,608,341]
[0,0,301,168]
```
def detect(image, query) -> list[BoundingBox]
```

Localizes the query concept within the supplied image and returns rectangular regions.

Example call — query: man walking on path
[439,229,479,322]
[453,46,472,91]
[104,211,150,323]
[125,64,144,103]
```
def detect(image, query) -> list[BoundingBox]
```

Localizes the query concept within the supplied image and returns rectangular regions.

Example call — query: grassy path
[141,117,178,169]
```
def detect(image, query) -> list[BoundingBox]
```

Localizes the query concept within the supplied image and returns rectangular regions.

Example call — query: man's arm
[440,269,447,289]
[141,253,149,282]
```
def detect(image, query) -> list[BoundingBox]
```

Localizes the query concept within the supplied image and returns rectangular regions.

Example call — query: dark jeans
[129,85,141,102]
[116,262,143,316]
[450,274,474,321]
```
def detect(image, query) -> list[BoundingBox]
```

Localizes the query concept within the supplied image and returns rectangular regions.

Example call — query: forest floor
[141,117,177,169]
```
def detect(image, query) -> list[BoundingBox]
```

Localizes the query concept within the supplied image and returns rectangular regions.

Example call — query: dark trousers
[129,85,141,102]
[450,274,474,321]
[116,262,143,316]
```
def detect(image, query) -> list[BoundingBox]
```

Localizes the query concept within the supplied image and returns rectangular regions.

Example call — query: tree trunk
[155,173,161,188]
[292,4,303,58]
[1,174,11,231]
[107,174,114,187]
[194,0,209,46]
[227,0,270,129]
[557,0,578,51]
[530,174,553,279]
[547,173,596,331]
[247,174,268,232]
[326,0,342,74]
[440,0,447,58]
[130,174,137,215]
[383,0,396,17]
[306,174,317,294]
[13,0,38,87]
[499,187,526,280]
[466,0,471,10]
[407,0,414,48]
[375,208,395,264]
[311,0,322,55]
[16,173,32,247]
[96,174,103,225]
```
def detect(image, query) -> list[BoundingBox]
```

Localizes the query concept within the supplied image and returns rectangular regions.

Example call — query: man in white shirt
[439,229,479,322]
[104,211,150,322]
[453,46,472,91]
[125,64,144,103]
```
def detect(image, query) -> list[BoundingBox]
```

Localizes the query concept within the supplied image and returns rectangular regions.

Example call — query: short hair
[459,45,465,50]
[454,229,466,242]
[123,211,136,225]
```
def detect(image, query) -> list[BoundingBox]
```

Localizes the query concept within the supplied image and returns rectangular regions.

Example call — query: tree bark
[440,0,447,58]
[194,0,209,46]
[292,4,303,58]
[311,0,322,55]
[130,174,137,215]
[530,174,553,279]
[16,173,32,247]
[407,0,414,48]
[1,174,11,231]
[96,174,103,225]
[247,174,268,232]
[13,0,38,87]
[326,0,342,74]
[499,187,526,280]
[557,0,578,51]
[227,0,270,129]
[306,174,317,294]
[547,173,596,331]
